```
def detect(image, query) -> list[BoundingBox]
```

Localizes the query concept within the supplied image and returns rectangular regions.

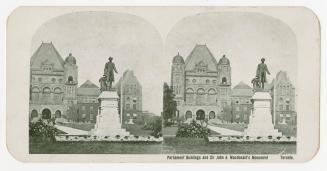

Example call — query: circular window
[192,79,196,83]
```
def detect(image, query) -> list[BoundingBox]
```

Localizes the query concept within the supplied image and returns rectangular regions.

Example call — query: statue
[104,57,118,90]
[99,75,108,92]
[255,58,270,89]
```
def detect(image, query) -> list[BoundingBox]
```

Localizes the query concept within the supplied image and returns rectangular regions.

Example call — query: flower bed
[55,134,163,143]
[207,135,296,143]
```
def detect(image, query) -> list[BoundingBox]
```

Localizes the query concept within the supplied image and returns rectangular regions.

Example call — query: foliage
[176,120,210,138]
[162,82,177,126]
[143,118,162,138]
[29,119,59,141]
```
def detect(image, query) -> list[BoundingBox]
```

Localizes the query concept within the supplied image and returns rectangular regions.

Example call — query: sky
[31,11,297,115]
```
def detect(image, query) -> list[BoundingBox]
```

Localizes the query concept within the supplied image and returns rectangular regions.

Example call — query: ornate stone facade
[77,80,100,123]
[116,70,143,123]
[231,82,253,123]
[269,71,296,125]
[171,44,231,120]
[29,42,78,120]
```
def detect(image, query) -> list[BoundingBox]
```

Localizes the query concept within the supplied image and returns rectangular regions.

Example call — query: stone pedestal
[244,91,282,137]
[90,90,130,136]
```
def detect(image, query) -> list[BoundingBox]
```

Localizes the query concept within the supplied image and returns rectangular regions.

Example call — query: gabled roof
[116,70,141,87]
[184,44,218,72]
[79,80,99,88]
[77,80,100,96]
[232,81,253,97]
[30,42,65,71]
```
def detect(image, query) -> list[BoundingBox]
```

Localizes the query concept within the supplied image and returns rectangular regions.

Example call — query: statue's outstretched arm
[266,65,271,75]
[114,64,118,73]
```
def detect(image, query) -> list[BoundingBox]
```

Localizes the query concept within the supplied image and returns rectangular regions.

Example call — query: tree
[162,82,177,126]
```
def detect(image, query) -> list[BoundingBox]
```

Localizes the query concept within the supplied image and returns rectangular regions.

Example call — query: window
[221,77,227,84]
[279,105,283,111]
[185,88,195,104]
[51,78,56,83]
[196,88,205,105]
[285,105,290,111]
[206,79,210,84]
[38,77,42,82]
[192,79,196,83]
[133,104,137,110]
[126,104,130,110]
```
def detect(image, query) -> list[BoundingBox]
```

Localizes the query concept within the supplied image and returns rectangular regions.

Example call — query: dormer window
[195,61,207,73]
[42,64,52,72]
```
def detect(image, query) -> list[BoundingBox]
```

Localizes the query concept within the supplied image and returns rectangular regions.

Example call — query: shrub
[176,120,209,138]
[29,119,59,141]
[143,118,162,138]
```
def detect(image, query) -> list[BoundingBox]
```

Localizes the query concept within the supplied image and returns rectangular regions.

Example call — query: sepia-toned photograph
[6,6,320,162]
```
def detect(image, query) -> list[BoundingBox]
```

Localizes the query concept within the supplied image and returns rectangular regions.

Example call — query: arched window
[222,77,227,84]
[185,111,192,119]
[209,111,215,119]
[208,88,217,105]
[31,87,40,102]
[42,87,51,102]
[68,76,73,82]
[196,88,206,105]
[53,87,62,103]
[31,109,38,118]
[185,88,194,104]
[55,110,62,118]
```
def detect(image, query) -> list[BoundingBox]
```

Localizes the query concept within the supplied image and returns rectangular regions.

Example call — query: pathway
[55,125,89,135]
[207,125,243,136]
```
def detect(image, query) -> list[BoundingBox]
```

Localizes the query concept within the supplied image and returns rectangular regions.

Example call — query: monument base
[244,91,282,137]
[90,90,130,136]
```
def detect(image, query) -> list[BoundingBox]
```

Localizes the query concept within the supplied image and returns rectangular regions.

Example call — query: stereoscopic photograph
[6,6,320,162]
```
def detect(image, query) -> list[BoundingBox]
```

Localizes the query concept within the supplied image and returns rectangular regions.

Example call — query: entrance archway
[42,108,51,119]
[55,110,61,118]
[31,109,38,118]
[196,110,205,120]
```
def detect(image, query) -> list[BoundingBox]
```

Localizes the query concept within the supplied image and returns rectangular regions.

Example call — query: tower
[63,53,78,119]
[171,52,185,107]
[217,54,232,108]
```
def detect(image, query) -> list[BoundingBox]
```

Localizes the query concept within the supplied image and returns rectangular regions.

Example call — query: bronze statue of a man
[104,57,118,90]
[256,58,270,89]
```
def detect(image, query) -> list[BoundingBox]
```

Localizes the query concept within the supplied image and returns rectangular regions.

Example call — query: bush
[143,118,162,138]
[176,120,210,138]
[29,119,59,141]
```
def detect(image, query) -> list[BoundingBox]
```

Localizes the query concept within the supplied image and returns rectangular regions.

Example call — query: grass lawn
[162,137,296,154]
[209,123,297,137]
[29,137,162,154]
[123,124,153,136]
[162,126,178,136]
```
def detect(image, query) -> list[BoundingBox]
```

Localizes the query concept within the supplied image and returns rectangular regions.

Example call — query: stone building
[170,44,231,120]
[77,80,100,123]
[29,42,78,120]
[231,82,253,123]
[269,71,296,125]
[116,70,143,124]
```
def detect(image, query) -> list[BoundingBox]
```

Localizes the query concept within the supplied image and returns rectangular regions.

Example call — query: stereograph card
[6,6,320,162]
